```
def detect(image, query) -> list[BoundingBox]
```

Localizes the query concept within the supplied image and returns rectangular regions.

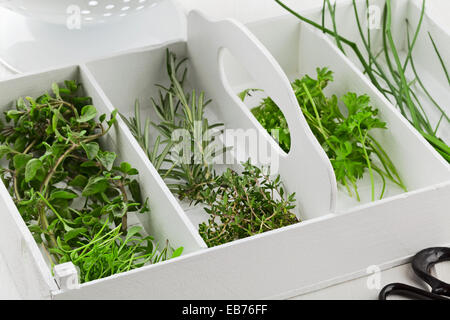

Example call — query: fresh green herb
[251,97,291,153]
[274,0,450,163]
[198,161,298,247]
[0,81,181,282]
[428,32,450,87]
[124,50,299,247]
[122,51,226,202]
[247,68,406,201]
[238,88,263,102]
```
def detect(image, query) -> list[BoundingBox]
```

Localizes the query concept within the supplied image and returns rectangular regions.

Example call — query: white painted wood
[291,252,450,300]
[187,11,337,220]
[53,181,450,299]
[0,251,21,299]
[0,180,55,299]
[291,263,425,300]
[175,0,450,32]
[174,0,339,24]
[53,262,79,291]
[0,67,80,300]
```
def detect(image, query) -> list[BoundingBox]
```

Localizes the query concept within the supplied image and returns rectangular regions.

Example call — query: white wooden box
[0,6,449,299]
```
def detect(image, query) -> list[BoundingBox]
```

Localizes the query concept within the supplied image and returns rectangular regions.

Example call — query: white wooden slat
[187,11,337,220]
[0,67,83,299]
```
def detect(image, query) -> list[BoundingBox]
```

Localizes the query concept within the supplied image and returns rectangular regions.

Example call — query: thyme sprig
[198,161,298,247]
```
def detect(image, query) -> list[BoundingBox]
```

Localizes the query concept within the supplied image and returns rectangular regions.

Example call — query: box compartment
[264,0,450,145]
[0,65,204,299]
[241,6,450,211]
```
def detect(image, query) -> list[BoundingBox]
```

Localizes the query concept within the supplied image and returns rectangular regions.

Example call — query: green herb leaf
[82,176,109,196]
[13,154,32,171]
[119,162,132,174]
[77,105,97,123]
[0,145,11,159]
[52,82,61,99]
[69,175,88,188]
[49,190,78,201]
[97,151,116,171]
[25,159,42,182]
[125,225,142,242]
[171,247,184,258]
[64,227,87,242]
[129,179,142,204]
[6,110,22,121]
[81,142,99,160]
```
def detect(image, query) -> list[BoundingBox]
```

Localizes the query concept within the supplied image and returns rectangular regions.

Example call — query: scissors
[379,247,450,300]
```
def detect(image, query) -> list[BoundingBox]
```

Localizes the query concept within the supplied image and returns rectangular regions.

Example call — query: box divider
[78,63,208,253]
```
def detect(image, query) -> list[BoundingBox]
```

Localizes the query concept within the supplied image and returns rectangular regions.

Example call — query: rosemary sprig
[123,50,226,202]
[124,50,300,247]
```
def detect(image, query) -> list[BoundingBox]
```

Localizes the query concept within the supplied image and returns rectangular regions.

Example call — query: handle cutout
[219,47,292,157]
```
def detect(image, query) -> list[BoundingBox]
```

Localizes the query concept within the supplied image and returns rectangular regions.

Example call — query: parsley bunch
[0,81,182,283]
[249,68,406,201]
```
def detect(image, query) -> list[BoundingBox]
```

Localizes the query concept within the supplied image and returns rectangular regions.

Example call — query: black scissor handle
[412,247,450,297]
[379,283,449,300]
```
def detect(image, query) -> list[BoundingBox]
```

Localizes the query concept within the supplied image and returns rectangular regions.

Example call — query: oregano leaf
[25,159,42,182]
[81,142,99,160]
[77,105,97,123]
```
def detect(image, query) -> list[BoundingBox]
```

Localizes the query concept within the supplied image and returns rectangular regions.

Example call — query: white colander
[0,0,163,25]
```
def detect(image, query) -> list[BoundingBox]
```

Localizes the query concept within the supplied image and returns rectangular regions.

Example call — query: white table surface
[0,0,449,300]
